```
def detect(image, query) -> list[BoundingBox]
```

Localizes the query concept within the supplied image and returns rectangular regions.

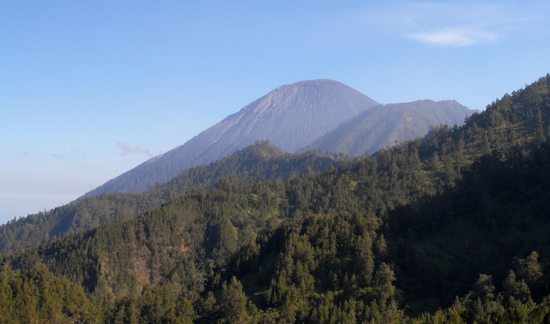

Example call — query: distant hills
[86,79,472,197]
[305,99,471,156]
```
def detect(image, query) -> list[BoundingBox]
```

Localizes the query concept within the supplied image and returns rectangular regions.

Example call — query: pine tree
[219,276,249,323]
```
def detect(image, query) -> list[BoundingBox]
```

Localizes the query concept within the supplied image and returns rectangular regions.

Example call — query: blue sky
[1,0,550,223]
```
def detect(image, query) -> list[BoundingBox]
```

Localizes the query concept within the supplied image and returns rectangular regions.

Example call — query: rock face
[304,100,473,156]
[85,79,379,196]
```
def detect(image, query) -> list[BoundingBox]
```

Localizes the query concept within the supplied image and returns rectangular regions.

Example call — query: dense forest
[1,75,550,322]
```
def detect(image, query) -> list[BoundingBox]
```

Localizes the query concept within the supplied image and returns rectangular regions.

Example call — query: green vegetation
[1,75,550,322]
[0,262,98,323]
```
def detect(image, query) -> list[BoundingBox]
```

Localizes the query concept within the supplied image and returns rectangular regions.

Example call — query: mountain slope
[86,79,378,196]
[305,100,473,156]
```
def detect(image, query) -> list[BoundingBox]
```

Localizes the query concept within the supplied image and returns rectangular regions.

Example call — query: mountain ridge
[304,99,473,156]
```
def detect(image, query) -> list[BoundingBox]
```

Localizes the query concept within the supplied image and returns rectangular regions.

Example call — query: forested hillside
[388,146,550,314]
[1,75,550,322]
[0,142,338,254]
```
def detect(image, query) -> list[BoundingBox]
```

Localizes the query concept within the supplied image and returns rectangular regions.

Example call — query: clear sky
[1,0,550,224]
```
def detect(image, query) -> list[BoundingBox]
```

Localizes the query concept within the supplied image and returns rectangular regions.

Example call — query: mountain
[85,79,378,196]
[2,75,550,322]
[305,100,473,156]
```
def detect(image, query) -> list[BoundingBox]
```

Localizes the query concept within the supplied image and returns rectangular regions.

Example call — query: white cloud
[410,28,497,46]
[116,141,152,157]
[351,1,548,47]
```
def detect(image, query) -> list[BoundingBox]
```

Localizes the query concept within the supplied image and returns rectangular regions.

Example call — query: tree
[219,276,249,323]
[374,263,397,307]
[517,251,544,299]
